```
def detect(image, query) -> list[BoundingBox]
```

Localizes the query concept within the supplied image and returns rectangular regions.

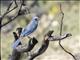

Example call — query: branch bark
[59,4,76,60]
[9,29,72,60]
[0,0,18,28]
[28,31,71,60]
[0,0,29,28]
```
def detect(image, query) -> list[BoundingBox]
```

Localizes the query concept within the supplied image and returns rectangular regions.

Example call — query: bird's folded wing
[21,20,38,37]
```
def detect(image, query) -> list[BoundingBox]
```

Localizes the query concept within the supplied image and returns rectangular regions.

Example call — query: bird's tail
[12,38,21,49]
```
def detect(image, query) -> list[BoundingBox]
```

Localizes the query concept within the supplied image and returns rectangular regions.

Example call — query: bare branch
[59,3,77,60]
[1,0,18,20]
[28,31,53,60]
[1,15,18,28]
[59,3,64,36]
[0,0,18,28]
[48,33,72,41]
[9,29,74,60]
[0,0,30,28]
[6,1,13,11]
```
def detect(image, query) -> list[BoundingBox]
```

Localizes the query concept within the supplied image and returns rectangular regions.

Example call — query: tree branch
[9,29,74,60]
[48,33,72,41]
[1,15,18,28]
[0,0,30,28]
[0,0,18,28]
[28,31,53,60]
[59,4,77,60]
[1,0,18,21]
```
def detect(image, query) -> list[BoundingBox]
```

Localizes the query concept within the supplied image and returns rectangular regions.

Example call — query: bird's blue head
[32,16,39,21]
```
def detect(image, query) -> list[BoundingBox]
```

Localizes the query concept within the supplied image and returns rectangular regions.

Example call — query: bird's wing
[24,20,38,36]
[21,20,38,37]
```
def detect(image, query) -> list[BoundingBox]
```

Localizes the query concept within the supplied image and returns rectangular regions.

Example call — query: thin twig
[1,15,18,28]
[1,0,30,28]
[6,1,13,11]
[59,4,77,60]
[0,0,18,28]
[1,0,18,20]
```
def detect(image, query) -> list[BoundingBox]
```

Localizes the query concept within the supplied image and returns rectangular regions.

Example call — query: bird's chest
[29,21,38,30]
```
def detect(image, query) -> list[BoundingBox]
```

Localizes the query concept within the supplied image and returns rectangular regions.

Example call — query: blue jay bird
[12,16,39,49]
[20,16,39,37]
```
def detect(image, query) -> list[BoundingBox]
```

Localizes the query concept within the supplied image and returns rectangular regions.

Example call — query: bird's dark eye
[35,18,38,21]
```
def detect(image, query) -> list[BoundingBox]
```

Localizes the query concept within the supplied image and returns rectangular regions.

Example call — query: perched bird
[12,16,39,49]
[20,16,39,37]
